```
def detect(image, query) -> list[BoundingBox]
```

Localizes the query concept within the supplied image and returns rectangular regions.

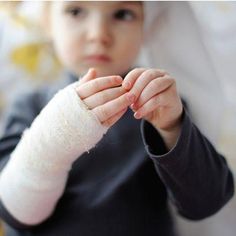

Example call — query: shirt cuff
[140,109,192,167]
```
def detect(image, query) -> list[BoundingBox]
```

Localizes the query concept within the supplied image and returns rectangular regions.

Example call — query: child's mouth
[84,54,112,64]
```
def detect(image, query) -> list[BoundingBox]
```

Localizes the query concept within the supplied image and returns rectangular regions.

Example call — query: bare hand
[76,69,135,127]
[122,68,183,149]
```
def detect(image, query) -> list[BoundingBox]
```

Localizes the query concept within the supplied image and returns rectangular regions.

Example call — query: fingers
[123,69,166,103]
[122,68,146,90]
[102,107,128,127]
[133,83,182,120]
[78,68,97,85]
[133,94,160,119]
[131,75,175,110]
[93,93,134,123]
[83,87,127,109]
[76,75,123,99]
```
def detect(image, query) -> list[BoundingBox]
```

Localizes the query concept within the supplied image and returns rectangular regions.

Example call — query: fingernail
[115,76,122,83]
[134,112,141,119]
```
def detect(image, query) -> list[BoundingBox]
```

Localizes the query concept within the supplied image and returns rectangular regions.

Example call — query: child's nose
[86,17,112,47]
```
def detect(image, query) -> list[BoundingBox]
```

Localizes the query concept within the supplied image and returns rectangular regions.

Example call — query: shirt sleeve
[140,109,234,220]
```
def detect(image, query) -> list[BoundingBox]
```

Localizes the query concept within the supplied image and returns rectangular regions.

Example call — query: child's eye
[114,9,136,21]
[65,7,83,17]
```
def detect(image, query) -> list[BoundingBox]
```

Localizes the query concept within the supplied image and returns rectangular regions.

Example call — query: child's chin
[75,66,127,77]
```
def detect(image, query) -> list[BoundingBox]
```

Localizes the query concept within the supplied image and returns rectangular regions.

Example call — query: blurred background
[0,1,236,236]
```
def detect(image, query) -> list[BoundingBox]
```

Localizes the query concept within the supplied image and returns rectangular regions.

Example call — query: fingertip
[122,81,131,90]
[115,76,123,83]
[88,68,96,77]
[134,111,141,119]
[130,103,136,110]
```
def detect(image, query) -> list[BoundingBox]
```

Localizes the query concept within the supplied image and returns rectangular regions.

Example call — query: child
[0,2,234,236]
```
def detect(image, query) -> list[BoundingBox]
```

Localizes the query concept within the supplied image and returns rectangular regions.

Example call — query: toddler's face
[49,1,144,77]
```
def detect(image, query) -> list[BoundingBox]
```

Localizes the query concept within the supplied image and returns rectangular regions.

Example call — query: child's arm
[140,109,234,219]
[0,69,132,226]
[123,68,234,219]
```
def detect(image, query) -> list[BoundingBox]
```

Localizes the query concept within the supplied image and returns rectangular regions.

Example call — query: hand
[76,68,135,127]
[122,68,183,149]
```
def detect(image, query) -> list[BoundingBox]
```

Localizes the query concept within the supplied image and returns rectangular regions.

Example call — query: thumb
[78,68,97,85]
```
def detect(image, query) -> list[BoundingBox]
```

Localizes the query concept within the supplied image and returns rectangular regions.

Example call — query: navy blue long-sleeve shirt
[0,75,234,236]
